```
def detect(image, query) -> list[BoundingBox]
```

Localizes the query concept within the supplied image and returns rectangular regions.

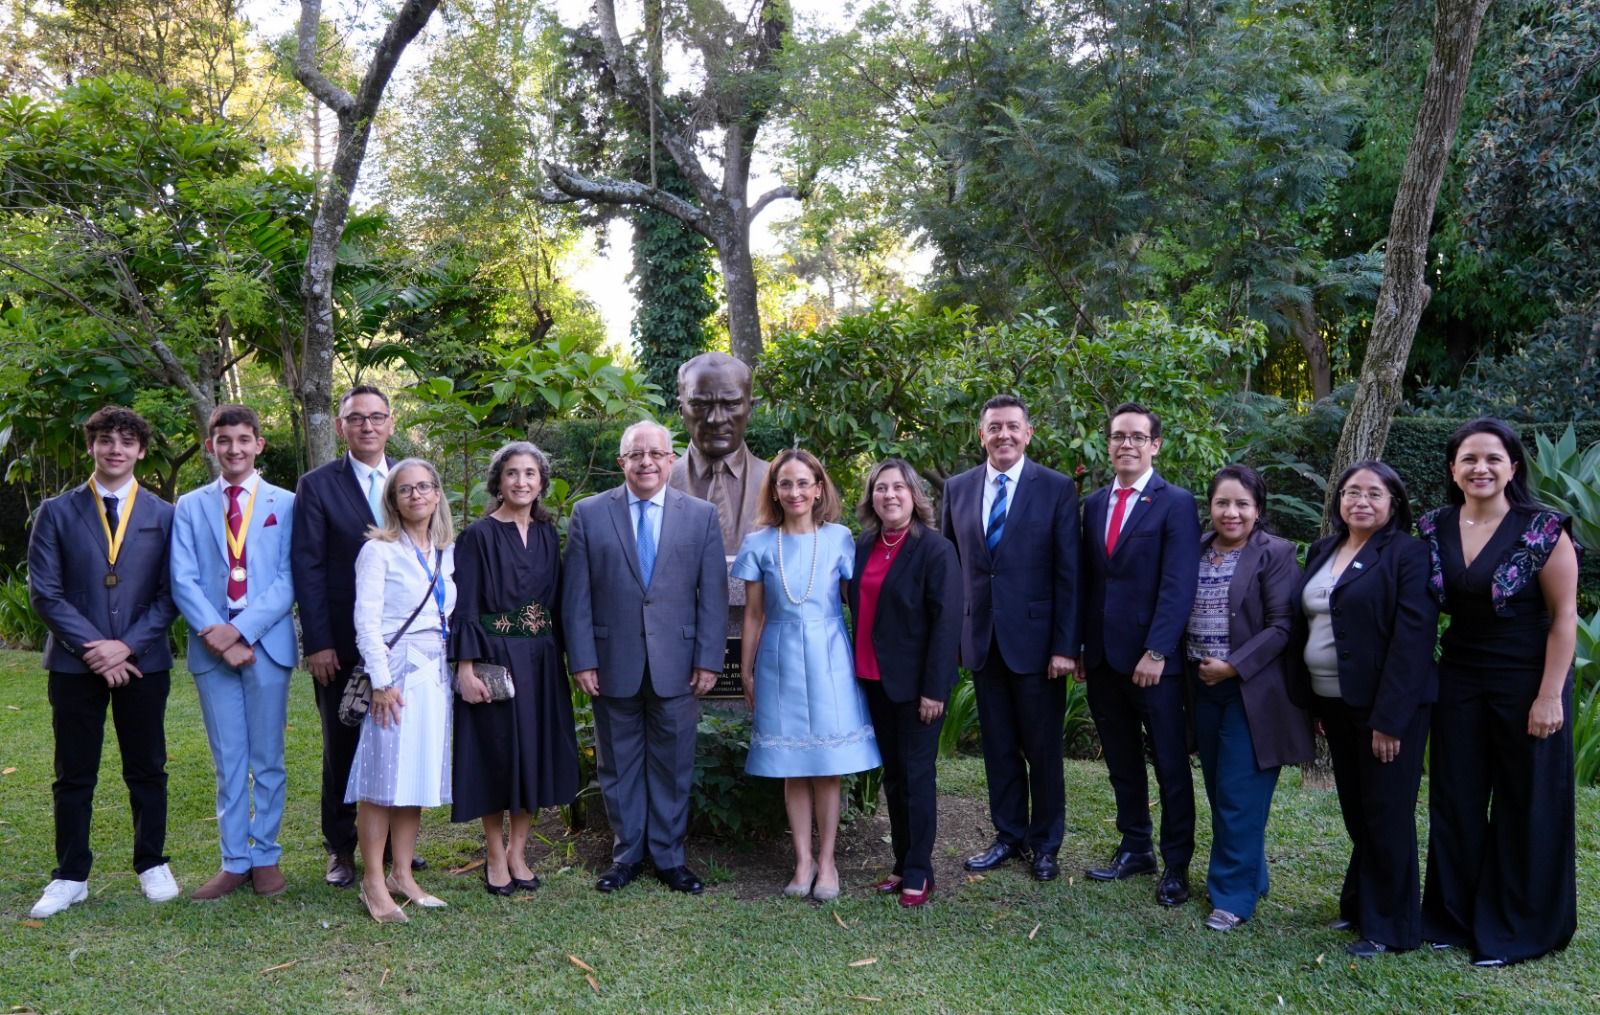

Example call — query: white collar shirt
[1104,466,1155,541]
[981,457,1027,525]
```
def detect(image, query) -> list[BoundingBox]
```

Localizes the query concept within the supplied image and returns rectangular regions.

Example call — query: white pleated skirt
[345,633,453,808]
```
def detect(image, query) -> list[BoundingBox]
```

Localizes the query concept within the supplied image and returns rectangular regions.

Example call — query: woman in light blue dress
[735,449,880,900]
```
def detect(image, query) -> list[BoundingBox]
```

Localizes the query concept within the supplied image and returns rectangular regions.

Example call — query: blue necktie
[636,499,656,587]
[366,469,384,522]
[986,474,1008,553]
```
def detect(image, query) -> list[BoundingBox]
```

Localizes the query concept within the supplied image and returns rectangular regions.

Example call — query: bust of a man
[668,352,769,555]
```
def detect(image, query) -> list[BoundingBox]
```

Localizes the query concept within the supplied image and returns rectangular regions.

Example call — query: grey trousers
[592,677,700,868]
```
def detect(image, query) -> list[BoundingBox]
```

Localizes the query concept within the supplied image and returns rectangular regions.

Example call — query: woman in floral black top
[1417,418,1581,967]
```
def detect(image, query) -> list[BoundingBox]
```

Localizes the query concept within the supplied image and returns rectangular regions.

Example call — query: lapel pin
[1353,562,1364,570]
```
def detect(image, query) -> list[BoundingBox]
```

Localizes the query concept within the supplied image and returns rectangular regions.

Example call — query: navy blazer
[1288,526,1439,737]
[848,526,963,705]
[291,455,392,666]
[939,458,1080,674]
[1081,471,1202,676]
[28,482,176,673]
[1197,528,1313,769]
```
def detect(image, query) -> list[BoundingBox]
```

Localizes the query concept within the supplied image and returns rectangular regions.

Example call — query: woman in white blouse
[347,458,456,923]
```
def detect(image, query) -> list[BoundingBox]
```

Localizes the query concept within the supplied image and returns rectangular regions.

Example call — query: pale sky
[243,0,924,354]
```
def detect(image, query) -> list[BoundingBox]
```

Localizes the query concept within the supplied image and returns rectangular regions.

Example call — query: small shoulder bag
[338,550,443,727]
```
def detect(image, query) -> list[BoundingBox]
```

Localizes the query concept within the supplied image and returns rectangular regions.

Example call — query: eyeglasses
[1108,432,1154,447]
[776,479,816,492]
[1339,488,1390,503]
[396,481,438,497]
[342,412,391,429]
[621,449,673,463]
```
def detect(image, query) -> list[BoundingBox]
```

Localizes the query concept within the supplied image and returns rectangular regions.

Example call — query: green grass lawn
[1,648,1598,1013]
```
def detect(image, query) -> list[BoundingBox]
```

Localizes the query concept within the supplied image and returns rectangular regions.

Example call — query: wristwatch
[1146,650,1166,662]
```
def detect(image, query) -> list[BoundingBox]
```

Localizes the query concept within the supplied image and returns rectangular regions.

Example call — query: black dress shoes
[656,865,705,895]
[511,875,540,892]
[1347,939,1392,957]
[1031,853,1060,882]
[485,874,515,897]
[1156,869,1190,907]
[325,851,356,888]
[595,861,644,893]
[411,856,428,871]
[1085,850,1158,881]
[964,841,1025,872]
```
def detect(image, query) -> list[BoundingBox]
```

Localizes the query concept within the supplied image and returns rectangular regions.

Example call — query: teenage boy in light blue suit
[170,404,298,901]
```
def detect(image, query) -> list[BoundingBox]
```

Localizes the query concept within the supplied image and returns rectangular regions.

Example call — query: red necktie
[226,485,248,600]
[1105,487,1135,556]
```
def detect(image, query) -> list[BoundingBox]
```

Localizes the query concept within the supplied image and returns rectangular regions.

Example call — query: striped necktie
[985,474,1008,553]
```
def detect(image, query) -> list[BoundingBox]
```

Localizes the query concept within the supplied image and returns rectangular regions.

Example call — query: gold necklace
[880,526,909,559]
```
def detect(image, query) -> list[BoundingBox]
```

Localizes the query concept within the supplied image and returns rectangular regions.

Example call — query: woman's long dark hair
[1328,459,1413,537]
[1444,417,1541,510]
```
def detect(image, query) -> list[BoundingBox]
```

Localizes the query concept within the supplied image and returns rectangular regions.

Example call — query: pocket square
[264,514,278,527]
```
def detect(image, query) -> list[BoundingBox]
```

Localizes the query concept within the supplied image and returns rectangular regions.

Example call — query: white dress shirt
[353,533,456,689]
[981,457,1028,526]
[348,454,389,520]
[1104,466,1155,542]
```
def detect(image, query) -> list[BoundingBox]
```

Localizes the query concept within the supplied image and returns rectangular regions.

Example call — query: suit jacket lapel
[337,457,375,523]
[1224,531,1265,616]
[961,469,995,565]
[1333,528,1390,594]
[608,487,646,589]
[1115,473,1167,544]
[1086,487,1110,560]
[72,483,109,550]
[207,483,230,563]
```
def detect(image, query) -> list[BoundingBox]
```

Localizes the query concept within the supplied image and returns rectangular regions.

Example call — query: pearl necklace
[879,526,909,559]
[776,526,819,605]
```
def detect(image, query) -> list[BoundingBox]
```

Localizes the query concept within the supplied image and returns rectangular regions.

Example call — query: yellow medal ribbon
[92,479,139,567]
[223,480,260,570]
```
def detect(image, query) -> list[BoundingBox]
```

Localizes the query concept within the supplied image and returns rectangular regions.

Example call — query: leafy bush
[0,565,45,650]
[1528,426,1600,555]
[938,670,1098,760]
[1572,611,1600,787]
[689,709,788,838]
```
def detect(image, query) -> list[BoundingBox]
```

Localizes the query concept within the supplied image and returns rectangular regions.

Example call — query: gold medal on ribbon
[223,481,260,584]
[93,480,139,586]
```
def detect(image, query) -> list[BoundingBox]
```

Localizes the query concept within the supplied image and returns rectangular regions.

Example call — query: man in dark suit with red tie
[291,384,402,887]
[940,395,1080,882]
[1079,402,1201,906]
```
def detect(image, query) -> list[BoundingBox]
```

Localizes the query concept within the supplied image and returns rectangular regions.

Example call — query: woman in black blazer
[848,459,962,907]
[1186,465,1312,932]
[1289,460,1438,957]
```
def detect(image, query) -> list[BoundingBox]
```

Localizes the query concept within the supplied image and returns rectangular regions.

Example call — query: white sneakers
[29,879,88,918]
[138,863,180,902]
[31,865,180,917]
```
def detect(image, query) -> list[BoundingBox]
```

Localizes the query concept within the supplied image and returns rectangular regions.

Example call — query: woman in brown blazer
[1186,465,1311,932]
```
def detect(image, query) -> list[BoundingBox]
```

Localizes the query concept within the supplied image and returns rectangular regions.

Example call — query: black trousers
[313,667,363,855]
[863,679,943,889]
[973,643,1065,855]
[1086,665,1194,870]
[1315,693,1428,950]
[48,669,170,880]
[1423,665,1576,963]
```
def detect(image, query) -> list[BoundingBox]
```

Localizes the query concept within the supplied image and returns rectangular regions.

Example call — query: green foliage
[1572,610,1600,786]
[1414,313,1600,424]
[937,671,1096,760]
[759,301,1263,499]
[689,709,788,838]
[1528,426,1600,555]
[631,162,717,395]
[0,566,45,651]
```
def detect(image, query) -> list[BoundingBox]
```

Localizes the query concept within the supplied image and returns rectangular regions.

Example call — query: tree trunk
[1287,296,1333,401]
[1325,0,1491,525]
[718,225,762,365]
[293,0,440,469]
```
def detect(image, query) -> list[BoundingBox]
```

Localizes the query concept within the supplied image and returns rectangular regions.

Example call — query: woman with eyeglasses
[733,449,880,901]
[1288,461,1438,957]
[347,459,457,923]
[1417,419,1579,967]
[449,442,578,897]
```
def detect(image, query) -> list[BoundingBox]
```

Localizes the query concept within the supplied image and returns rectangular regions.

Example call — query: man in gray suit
[562,420,728,894]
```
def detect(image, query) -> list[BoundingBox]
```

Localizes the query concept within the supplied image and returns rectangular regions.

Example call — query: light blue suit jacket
[170,478,299,673]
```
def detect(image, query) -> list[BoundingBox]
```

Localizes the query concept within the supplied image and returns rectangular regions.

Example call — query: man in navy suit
[940,395,1080,882]
[27,406,180,918]
[291,384,400,887]
[1079,401,1201,906]
[171,404,298,900]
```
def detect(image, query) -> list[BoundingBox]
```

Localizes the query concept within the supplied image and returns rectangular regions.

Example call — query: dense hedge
[537,416,794,503]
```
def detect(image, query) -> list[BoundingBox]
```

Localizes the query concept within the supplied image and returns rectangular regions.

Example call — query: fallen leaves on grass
[1028,923,1041,940]
[5,704,19,710]
[586,975,600,993]
[568,955,596,974]
[1,768,16,776]
[849,996,882,1003]
[258,960,298,975]
[848,957,878,967]
[450,859,486,875]
[1315,953,1324,966]
[378,968,390,988]
[965,874,984,884]
[19,919,44,928]
[834,912,850,931]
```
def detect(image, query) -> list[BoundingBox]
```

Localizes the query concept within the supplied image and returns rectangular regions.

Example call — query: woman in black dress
[1419,418,1581,966]
[450,442,578,895]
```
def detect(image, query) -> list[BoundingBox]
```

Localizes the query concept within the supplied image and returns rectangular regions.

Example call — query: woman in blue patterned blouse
[1186,465,1311,932]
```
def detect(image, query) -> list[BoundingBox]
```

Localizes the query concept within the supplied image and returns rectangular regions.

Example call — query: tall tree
[1328,0,1493,498]
[292,0,440,468]
[538,0,806,364]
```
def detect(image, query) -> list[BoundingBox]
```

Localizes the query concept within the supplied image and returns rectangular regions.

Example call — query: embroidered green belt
[482,601,554,638]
